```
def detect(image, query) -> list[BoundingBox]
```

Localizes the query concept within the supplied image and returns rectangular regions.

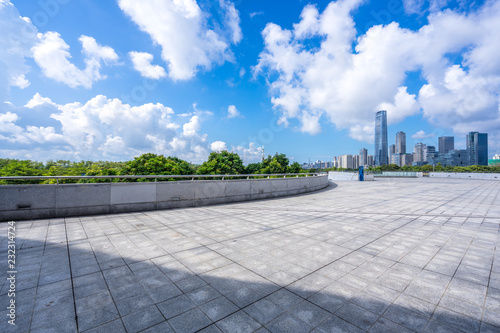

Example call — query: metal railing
[0,173,326,184]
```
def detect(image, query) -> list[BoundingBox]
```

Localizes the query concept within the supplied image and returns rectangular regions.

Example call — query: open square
[1,178,499,332]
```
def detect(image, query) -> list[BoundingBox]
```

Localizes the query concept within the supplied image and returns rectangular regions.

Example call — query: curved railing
[0,173,330,221]
[0,173,324,184]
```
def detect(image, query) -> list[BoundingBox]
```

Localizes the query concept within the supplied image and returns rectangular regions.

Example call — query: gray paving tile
[336,302,379,331]
[157,294,197,319]
[312,314,365,333]
[168,308,212,332]
[121,305,165,333]
[266,312,310,333]
[289,300,330,327]
[200,296,238,322]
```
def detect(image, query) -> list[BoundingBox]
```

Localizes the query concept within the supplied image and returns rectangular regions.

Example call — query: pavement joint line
[64,217,79,332]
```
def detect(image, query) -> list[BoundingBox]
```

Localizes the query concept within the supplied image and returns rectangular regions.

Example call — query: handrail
[0,173,326,184]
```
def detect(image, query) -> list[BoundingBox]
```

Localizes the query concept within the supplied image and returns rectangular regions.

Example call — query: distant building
[413,143,427,163]
[339,155,353,169]
[425,146,436,162]
[367,155,374,167]
[401,154,414,166]
[427,149,469,167]
[375,110,388,166]
[359,148,368,167]
[396,131,406,154]
[439,137,454,154]
[389,144,396,155]
[390,153,401,166]
[467,132,488,166]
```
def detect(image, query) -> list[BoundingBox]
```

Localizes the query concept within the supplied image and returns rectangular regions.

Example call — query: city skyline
[1,0,500,164]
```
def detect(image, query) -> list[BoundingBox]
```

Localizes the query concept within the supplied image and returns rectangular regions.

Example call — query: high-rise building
[396,131,406,154]
[353,155,359,169]
[375,110,388,166]
[367,155,374,167]
[413,143,427,163]
[389,144,396,155]
[438,137,454,154]
[359,148,368,167]
[390,153,401,166]
[339,155,353,169]
[467,132,488,166]
[425,146,436,162]
[401,154,414,166]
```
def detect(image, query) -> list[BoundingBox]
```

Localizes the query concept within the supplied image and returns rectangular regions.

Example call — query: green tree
[288,162,302,173]
[123,153,194,180]
[197,151,245,175]
[245,162,262,174]
[421,164,433,172]
[380,164,400,171]
[435,162,443,172]
[259,153,290,174]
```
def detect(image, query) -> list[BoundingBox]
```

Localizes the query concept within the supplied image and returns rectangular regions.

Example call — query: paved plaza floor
[1,178,499,333]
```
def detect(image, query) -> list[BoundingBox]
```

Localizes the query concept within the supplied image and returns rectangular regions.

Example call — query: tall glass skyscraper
[467,132,488,165]
[396,131,406,154]
[375,110,388,166]
[438,136,454,154]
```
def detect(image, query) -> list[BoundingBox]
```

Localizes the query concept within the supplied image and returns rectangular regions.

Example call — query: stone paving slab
[0,178,499,332]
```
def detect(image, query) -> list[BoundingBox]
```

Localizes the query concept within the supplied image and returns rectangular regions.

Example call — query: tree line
[0,152,306,184]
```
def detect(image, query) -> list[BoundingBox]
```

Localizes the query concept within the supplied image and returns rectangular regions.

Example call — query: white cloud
[0,1,38,100]
[377,86,420,124]
[412,130,435,139]
[129,51,167,79]
[255,0,500,145]
[402,0,451,15]
[227,105,240,118]
[117,0,241,80]
[25,92,57,108]
[182,115,200,137]
[10,74,30,89]
[250,11,264,19]
[231,142,262,163]
[0,94,215,162]
[32,32,118,88]
[239,67,246,78]
[210,141,227,152]
[219,0,242,44]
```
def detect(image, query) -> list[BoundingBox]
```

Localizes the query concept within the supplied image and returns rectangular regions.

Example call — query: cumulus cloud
[255,0,500,148]
[210,141,227,152]
[0,94,215,162]
[227,105,240,118]
[412,130,435,139]
[0,1,38,100]
[117,0,241,80]
[129,51,167,79]
[32,32,118,88]
[182,115,201,137]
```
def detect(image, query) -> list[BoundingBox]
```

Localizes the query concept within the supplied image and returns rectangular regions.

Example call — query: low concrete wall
[328,172,358,181]
[0,176,329,221]
[328,172,374,181]
[429,172,500,180]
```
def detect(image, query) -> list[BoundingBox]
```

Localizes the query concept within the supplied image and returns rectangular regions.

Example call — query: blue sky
[1,0,498,164]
